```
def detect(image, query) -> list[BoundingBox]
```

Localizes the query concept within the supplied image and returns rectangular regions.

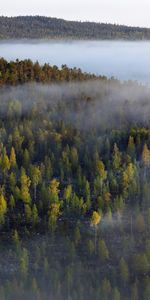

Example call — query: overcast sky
[1,0,150,28]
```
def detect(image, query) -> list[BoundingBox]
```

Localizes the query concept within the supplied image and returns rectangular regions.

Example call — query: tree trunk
[34,184,37,201]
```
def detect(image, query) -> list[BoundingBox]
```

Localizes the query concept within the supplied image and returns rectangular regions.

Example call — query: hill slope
[1,16,150,40]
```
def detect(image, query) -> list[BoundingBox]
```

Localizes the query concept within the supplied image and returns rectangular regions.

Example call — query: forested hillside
[0,57,100,85]
[0,59,150,299]
[1,16,150,40]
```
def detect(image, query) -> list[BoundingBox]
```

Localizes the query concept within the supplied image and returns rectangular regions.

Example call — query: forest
[0,58,150,299]
[1,16,150,40]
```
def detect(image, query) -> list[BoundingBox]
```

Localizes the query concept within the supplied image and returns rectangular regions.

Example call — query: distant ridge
[1,16,150,40]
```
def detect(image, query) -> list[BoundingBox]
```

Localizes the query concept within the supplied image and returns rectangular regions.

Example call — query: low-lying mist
[2,40,150,82]
[0,79,150,300]
[1,207,150,300]
[1,80,150,130]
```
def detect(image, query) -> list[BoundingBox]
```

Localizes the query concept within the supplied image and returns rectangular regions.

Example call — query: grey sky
[1,0,150,27]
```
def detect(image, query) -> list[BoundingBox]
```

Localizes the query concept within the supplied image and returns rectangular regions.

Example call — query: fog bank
[1,80,150,130]
[1,40,150,82]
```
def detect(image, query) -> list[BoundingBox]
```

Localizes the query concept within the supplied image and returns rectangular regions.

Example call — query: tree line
[1,16,150,40]
[0,57,100,86]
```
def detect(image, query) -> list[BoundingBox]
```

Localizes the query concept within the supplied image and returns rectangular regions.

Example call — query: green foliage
[32,204,39,226]
[133,254,149,275]
[119,258,129,284]
[0,59,149,299]
[98,239,109,262]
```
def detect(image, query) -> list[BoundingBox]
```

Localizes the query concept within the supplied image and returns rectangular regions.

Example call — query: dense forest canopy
[0,57,102,86]
[0,59,150,299]
[1,16,150,40]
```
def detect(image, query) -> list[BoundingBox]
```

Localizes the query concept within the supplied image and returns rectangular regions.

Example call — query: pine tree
[127,136,136,159]
[32,204,39,226]
[119,258,129,284]
[112,143,121,171]
[98,239,109,262]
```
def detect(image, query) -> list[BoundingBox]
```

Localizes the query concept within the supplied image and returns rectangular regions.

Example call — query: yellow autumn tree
[142,144,150,167]
[49,178,60,203]
[20,168,31,204]
[0,192,7,224]
[122,163,136,197]
[0,148,10,176]
[142,144,150,179]
[48,203,61,231]
[96,160,107,181]
[90,211,101,252]
[95,160,107,194]
[91,211,101,226]
[10,147,17,168]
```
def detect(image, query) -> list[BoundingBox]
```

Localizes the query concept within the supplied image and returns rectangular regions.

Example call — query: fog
[0,53,150,299]
[1,207,148,300]
[1,80,150,130]
[1,40,150,82]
